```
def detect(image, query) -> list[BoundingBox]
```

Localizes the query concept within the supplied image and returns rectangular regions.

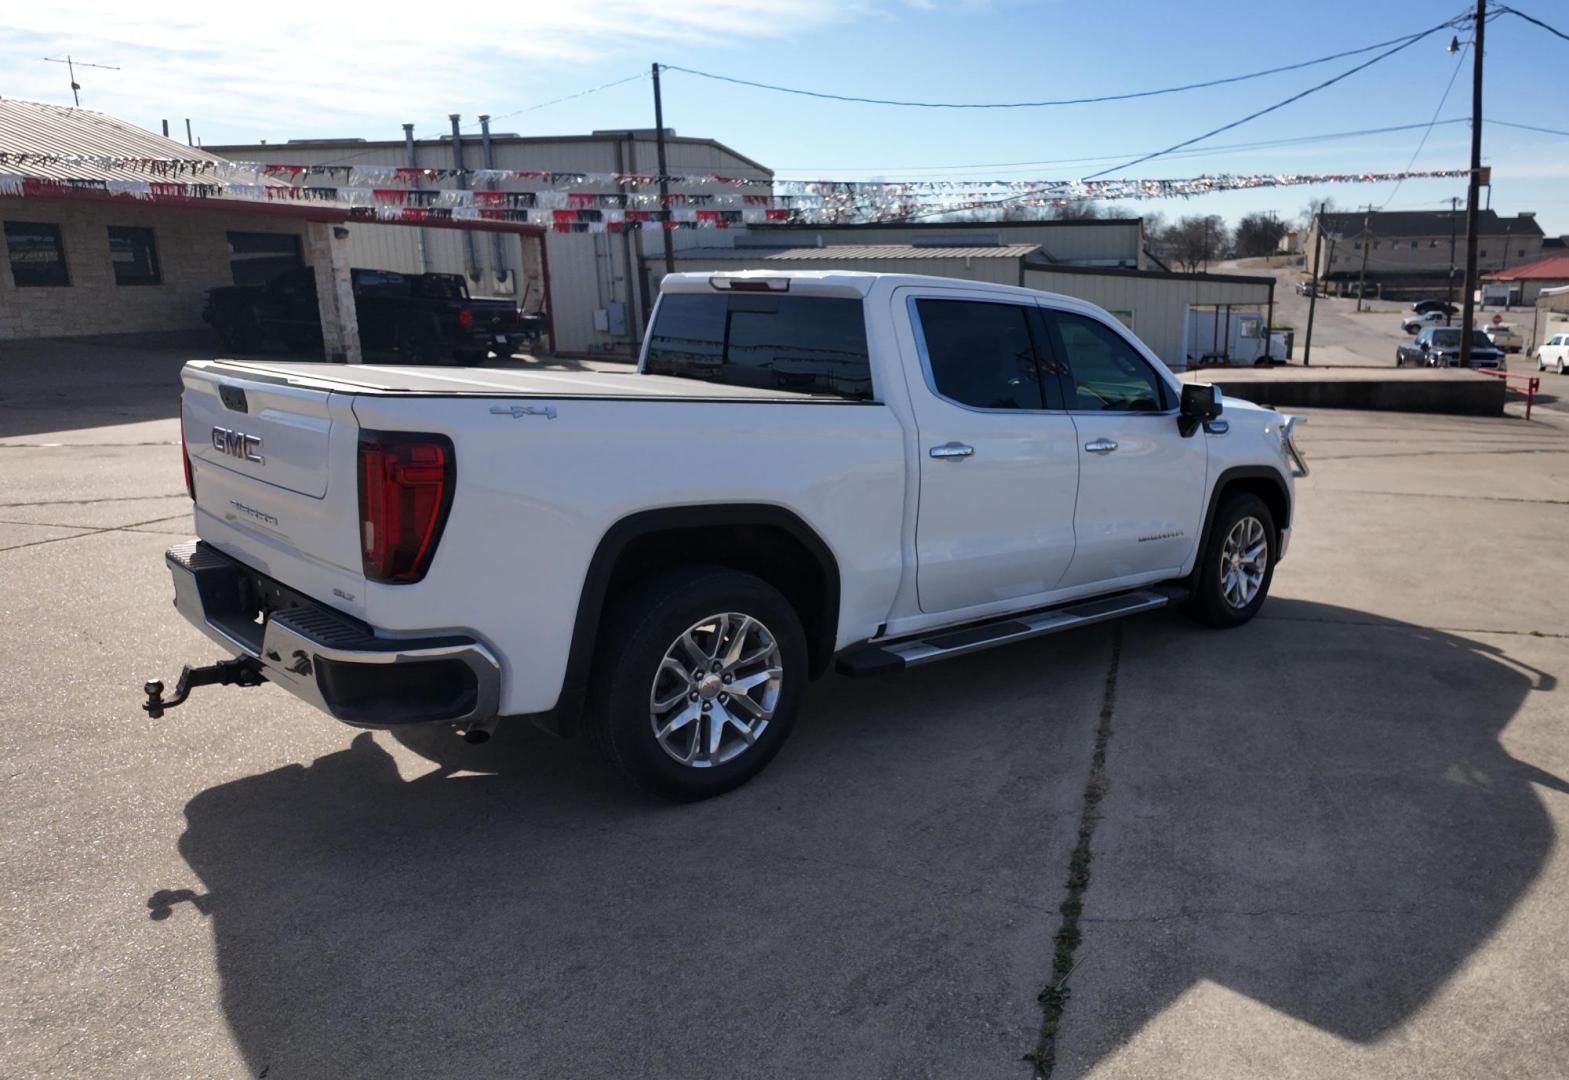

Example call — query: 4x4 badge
[489,404,556,420]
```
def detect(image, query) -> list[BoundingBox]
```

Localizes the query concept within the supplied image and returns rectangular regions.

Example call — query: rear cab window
[644,292,873,400]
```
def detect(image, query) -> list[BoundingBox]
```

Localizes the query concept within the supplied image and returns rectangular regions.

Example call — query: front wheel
[1559,359,1567,376]
[588,567,807,801]
[1187,493,1276,629]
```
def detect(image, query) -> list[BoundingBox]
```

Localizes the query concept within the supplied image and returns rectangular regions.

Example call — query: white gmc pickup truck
[149,270,1307,799]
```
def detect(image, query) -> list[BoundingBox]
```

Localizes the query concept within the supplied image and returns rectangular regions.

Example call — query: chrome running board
[836,587,1177,677]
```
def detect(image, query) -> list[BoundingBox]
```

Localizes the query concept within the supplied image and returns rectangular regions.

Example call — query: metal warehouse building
[668,227,1276,370]
[210,128,771,356]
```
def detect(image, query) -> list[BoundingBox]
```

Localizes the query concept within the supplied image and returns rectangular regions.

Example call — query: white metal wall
[1024,269,1272,370]
[775,221,1144,267]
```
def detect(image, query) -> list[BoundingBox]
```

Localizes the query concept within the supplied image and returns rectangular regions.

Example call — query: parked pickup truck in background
[1396,326,1505,369]
[150,270,1307,800]
[202,266,545,364]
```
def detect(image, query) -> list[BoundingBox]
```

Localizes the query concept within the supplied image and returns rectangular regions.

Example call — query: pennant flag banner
[0,153,1472,228]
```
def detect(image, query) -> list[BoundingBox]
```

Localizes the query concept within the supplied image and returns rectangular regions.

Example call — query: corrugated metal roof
[1482,254,1569,281]
[673,243,1040,261]
[0,97,236,183]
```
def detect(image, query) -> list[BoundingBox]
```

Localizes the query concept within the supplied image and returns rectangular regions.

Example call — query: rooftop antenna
[42,55,120,106]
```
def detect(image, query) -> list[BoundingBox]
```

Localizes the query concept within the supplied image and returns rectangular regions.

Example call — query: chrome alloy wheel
[649,613,784,768]
[1219,516,1269,610]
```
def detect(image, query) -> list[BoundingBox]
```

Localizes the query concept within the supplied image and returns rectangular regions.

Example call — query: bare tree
[1162,214,1230,272]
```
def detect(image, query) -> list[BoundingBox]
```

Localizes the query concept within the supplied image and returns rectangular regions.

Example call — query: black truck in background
[203,267,547,364]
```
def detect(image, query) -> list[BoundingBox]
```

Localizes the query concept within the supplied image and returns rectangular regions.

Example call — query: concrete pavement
[3,344,1567,1078]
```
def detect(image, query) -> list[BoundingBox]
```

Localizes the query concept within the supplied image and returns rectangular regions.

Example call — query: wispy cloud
[2,1,868,143]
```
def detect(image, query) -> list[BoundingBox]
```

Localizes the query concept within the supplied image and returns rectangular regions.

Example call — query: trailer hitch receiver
[142,657,266,719]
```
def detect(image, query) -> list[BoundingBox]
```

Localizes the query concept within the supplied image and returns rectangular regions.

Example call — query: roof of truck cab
[660,268,1051,301]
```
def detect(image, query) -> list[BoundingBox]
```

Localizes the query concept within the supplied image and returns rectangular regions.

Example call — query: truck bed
[188,360,856,402]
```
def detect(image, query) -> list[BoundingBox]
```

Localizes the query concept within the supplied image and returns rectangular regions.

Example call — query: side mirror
[1179,382,1222,437]
[1420,340,1430,350]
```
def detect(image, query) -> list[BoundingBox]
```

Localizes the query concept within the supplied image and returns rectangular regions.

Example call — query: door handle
[929,442,974,459]
[1084,438,1119,454]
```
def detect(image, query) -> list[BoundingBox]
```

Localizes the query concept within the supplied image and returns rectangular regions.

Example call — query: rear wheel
[394,316,445,365]
[1188,493,1276,629]
[588,566,806,801]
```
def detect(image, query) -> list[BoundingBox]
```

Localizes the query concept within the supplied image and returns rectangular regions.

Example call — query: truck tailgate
[182,365,366,606]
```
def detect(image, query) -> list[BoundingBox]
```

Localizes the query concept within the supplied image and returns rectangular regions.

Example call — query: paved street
[3,341,1568,1078]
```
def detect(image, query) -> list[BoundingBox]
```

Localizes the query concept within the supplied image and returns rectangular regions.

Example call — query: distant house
[1302,209,1544,297]
[1482,254,1569,306]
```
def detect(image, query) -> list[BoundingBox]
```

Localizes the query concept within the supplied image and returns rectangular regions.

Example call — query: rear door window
[645,292,872,400]
[912,298,1056,410]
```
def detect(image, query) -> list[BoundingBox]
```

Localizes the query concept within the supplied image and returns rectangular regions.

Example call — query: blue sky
[8,1,1568,234]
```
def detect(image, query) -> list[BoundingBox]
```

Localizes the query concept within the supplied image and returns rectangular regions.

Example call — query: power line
[484,72,647,123]
[1079,11,1469,181]
[1382,41,1470,209]
[1485,117,1569,138]
[657,24,1466,110]
[1495,4,1569,43]
[772,119,1473,177]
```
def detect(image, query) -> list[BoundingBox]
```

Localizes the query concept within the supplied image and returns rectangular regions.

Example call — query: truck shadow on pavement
[152,600,1566,1078]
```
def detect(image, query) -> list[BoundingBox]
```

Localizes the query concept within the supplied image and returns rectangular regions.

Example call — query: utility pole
[42,55,119,107]
[1356,205,1372,313]
[651,63,675,277]
[1447,195,1460,326]
[1303,202,1326,368]
[1458,0,1485,368]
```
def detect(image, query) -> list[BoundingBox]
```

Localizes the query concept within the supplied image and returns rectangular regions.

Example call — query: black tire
[394,316,444,365]
[1187,492,1277,629]
[587,566,807,801]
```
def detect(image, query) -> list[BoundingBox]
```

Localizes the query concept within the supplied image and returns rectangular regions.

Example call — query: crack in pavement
[1029,624,1122,1079]
[1081,905,1421,924]
[1303,488,1569,507]
[0,493,185,509]
[1258,612,1569,639]
[0,514,190,553]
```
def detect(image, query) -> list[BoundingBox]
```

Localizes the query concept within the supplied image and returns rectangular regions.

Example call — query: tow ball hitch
[142,657,266,718]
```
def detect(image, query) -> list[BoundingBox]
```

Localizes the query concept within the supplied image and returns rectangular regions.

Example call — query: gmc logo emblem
[211,426,264,464]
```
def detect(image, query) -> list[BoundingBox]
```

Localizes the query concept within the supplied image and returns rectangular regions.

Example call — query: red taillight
[180,405,195,500]
[357,432,455,583]
[457,308,474,329]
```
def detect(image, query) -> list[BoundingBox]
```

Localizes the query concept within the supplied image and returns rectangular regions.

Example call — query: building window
[107,226,161,285]
[1411,240,1419,249]
[1106,309,1136,332]
[1353,241,1362,250]
[1479,249,1488,258]
[4,221,69,287]
[226,231,303,286]
[1519,249,1527,258]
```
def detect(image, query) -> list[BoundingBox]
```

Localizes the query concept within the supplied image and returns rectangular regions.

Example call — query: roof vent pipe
[479,115,509,287]
[450,114,480,281]
[404,123,430,273]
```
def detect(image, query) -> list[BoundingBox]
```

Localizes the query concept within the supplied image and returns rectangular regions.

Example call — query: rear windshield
[1431,329,1492,348]
[644,292,872,400]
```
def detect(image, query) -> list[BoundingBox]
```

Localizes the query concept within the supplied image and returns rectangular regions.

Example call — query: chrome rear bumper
[166,541,499,726]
